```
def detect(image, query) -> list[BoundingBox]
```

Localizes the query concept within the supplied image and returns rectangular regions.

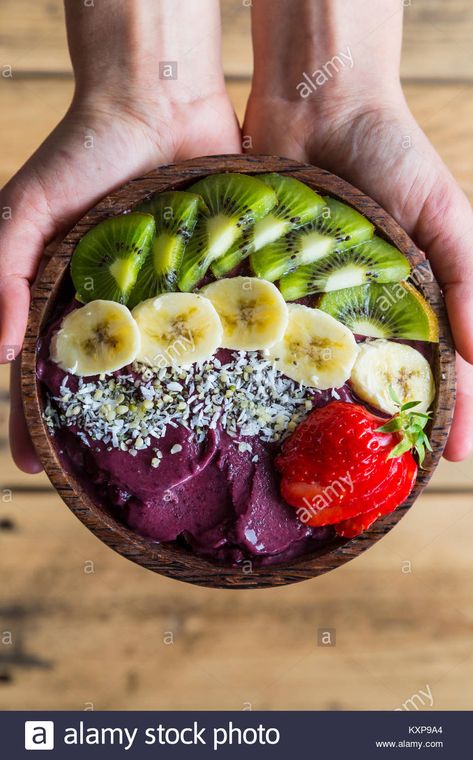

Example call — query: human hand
[244,0,473,462]
[1,0,241,473]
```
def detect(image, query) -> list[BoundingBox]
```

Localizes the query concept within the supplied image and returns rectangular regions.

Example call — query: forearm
[250,0,403,105]
[65,0,226,107]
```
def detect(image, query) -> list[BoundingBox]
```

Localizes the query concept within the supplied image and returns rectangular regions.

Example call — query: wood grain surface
[0,0,472,80]
[2,490,473,710]
[21,155,456,589]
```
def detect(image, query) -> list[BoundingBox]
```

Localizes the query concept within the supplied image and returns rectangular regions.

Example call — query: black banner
[2,710,467,758]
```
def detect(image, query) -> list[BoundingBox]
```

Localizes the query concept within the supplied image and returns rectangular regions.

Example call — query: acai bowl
[22,156,455,588]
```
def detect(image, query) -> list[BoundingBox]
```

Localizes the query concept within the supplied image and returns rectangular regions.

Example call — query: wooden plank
[0,77,74,187]
[0,0,68,73]
[0,492,472,708]
[228,0,473,82]
[0,364,8,394]
[402,0,473,81]
[405,82,473,200]
[221,0,252,78]
[0,0,472,80]
[432,457,473,491]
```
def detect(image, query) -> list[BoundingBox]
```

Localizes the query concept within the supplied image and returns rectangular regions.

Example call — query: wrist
[65,0,227,116]
[250,0,403,114]
[246,84,405,132]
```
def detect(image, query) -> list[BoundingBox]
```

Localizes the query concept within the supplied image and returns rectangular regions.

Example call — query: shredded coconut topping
[43,352,318,454]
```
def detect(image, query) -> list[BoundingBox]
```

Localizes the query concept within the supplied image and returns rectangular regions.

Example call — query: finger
[413,182,473,365]
[9,356,42,473]
[0,275,31,360]
[443,354,473,462]
[0,191,52,361]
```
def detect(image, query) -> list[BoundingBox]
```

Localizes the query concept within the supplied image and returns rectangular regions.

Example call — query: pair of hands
[2,67,472,472]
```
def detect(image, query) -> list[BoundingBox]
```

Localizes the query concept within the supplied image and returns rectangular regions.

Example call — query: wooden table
[0,0,472,710]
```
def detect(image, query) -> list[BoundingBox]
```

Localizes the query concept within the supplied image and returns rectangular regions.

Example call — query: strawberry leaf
[387,437,413,459]
[388,385,402,406]
[416,441,425,466]
[381,394,433,466]
[401,400,422,411]
[377,417,403,433]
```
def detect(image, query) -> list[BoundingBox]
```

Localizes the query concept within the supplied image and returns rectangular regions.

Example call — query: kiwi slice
[211,173,325,277]
[279,236,411,300]
[127,191,204,308]
[138,189,206,221]
[317,197,375,248]
[251,196,375,282]
[177,173,277,291]
[316,282,439,342]
[71,212,155,305]
[251,223,336,283]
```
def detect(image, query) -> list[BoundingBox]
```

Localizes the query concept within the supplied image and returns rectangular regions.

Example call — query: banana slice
[201,276,288,350]
[132,292,223,367]
[50,300,141,376]
[266,304,358,389]
[351,339,436,414]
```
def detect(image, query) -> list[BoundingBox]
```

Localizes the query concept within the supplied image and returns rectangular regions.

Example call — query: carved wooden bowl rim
[21,155,456,589]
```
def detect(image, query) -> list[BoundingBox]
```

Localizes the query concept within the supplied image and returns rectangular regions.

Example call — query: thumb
[412,179,473,462]
[443,355,473,462]
[0,171,60,472]
[413,180,473,366]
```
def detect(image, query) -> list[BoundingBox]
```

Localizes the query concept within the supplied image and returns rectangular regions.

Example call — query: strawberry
[276,397,430,535]
[334,454,418,537]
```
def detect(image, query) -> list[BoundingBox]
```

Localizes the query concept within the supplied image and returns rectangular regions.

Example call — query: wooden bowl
[21,155,456,589]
